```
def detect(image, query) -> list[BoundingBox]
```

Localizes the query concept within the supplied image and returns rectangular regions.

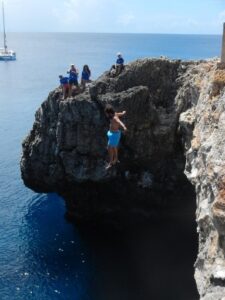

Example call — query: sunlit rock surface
[180,61,225,299]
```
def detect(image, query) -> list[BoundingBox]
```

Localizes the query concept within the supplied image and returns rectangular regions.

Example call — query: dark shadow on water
[20,193,199,300]
[79,212,199,300]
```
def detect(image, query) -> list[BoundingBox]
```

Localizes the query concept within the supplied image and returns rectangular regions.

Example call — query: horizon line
[1,31,222,36]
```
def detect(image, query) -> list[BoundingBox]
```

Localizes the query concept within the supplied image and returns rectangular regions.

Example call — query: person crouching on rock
[67,64,79,97]
[116,52,124,75]
[104,104,127,170]
[59,75,69,99]
[81,65,91,90]
[109,53,124,77]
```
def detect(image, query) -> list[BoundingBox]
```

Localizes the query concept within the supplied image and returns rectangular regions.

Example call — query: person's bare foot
[105,163,113,170]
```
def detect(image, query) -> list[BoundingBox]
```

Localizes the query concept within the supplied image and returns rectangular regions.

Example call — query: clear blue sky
[2,0,225,34]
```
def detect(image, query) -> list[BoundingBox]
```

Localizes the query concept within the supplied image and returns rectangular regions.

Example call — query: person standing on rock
[81,65,91,90]
[67,64,79,97]
[104,104,127,169]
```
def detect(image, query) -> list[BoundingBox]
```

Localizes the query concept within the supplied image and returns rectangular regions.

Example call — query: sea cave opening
[73,167,199,300]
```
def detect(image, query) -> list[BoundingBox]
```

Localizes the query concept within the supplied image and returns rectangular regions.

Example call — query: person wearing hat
[116,52,124,75]
[67,64,79,97]
[109,53,125,77]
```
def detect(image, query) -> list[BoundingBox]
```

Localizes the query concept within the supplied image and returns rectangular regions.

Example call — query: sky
[1,0,225,34]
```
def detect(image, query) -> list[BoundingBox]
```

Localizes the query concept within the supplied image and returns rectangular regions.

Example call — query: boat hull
[0,56,16,61]
[0,54,16,61]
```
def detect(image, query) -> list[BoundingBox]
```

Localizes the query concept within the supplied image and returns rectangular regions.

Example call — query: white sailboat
[0,1,16,61]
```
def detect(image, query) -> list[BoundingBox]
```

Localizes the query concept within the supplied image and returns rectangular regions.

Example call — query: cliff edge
[21,58,225,299]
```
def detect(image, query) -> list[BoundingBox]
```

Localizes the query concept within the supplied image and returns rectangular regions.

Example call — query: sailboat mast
[2,1,7,52]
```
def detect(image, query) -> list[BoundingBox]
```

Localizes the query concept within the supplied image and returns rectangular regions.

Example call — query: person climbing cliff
[104,104,127,170]
[67,64,79,97]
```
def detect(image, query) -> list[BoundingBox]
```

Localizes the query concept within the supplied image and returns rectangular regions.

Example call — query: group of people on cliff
[59,52,124,99]
[59,64,91,99]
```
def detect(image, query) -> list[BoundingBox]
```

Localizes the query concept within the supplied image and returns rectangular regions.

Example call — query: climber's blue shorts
[107,130,121,147]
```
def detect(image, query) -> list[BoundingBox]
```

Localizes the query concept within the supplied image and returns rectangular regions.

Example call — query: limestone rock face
[180,62,225,299]
[21,58,225,299]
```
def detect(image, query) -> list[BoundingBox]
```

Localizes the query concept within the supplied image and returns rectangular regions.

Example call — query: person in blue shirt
[67,64,79,97]
[116,52,124,75]
[59,75,69,99]
[81,65,91,90]
[109,53,125,77]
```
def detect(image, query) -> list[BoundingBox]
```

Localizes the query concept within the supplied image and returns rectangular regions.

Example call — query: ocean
[0,33,221,300]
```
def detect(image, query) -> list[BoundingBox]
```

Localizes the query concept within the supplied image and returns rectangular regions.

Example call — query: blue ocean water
[0,33,221,300]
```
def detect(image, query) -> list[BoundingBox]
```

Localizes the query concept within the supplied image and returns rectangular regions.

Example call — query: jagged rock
[21,58,225,299]
[181,60,225,299]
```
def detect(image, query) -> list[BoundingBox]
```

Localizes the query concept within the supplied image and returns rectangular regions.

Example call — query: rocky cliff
[21,58,225,299]
[180,61,225,300]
